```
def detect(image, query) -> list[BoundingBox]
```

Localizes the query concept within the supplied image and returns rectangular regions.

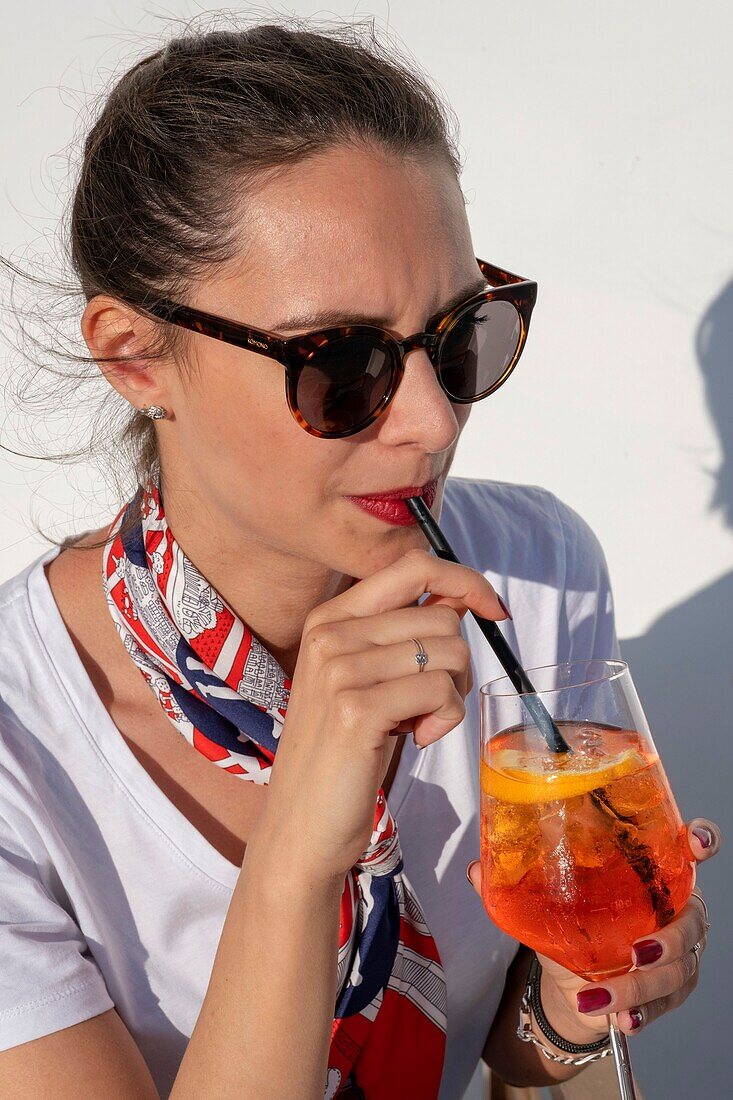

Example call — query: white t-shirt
[0,476,620,1099]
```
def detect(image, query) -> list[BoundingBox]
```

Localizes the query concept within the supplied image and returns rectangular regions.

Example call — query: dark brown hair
[1,13,463,550]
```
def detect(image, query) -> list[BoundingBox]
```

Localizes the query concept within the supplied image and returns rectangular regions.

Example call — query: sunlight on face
[159,143,481,580]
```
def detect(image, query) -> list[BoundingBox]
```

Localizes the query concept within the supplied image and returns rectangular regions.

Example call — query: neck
[160,483,354,681]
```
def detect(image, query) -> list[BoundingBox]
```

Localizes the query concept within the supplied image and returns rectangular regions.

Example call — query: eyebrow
[270,273,491,334]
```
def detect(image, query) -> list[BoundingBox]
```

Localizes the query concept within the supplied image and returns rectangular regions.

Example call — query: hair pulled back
[1,14,463,548]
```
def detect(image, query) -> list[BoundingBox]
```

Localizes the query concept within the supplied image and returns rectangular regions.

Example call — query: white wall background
[1,4,730,1098]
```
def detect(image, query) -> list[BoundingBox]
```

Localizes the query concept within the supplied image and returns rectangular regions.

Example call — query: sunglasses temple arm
[478,259,529,287]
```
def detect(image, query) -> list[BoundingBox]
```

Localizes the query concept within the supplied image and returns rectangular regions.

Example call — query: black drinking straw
[406,495,571,755]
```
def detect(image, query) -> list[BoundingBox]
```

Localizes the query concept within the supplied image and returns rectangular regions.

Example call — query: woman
[0,19,720,1100]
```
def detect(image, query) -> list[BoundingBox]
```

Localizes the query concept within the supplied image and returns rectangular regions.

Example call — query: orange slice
[481,747,642,805]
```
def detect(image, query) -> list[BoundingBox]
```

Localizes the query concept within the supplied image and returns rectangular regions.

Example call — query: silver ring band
[691,888,711,932]
[410,638,428,671]
[691,941,702,970]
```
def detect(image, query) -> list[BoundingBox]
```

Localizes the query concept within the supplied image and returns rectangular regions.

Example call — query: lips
[348,479,437,526]
[352,482,435,500]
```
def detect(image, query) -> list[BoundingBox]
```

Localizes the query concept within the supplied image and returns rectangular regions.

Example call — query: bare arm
[170,815,344,1099]
[0,818,343,1100]
[0,1008,161,1099]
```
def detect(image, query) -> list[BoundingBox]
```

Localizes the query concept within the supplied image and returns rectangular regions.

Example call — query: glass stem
[608,1013,638,1100]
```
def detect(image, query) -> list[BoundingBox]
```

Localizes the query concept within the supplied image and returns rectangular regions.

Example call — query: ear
[81,294,171,410]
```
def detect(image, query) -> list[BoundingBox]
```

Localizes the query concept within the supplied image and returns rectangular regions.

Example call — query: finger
[308,603,472,700]
[308,602,465,652]
[326,633,471,704]
[577,949,704,1018]
[419,590,512,627]
[687,889,712,936]
[614,970,699,1035]
[418,593,477,698]
[419,592,472,619]
[363,668,467,745]
[308,546,504,627]
[685,817,722,861]
[631,897,707,968]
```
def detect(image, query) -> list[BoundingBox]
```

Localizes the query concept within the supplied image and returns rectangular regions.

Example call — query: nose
[378,339,462,452]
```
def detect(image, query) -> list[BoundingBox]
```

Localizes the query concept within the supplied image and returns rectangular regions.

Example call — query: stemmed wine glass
[479,659,695,1099]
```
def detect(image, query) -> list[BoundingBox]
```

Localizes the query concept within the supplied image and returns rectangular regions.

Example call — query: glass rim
[478,658,629,699]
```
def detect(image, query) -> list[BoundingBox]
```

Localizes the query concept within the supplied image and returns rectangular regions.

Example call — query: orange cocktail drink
[480,718,694,981]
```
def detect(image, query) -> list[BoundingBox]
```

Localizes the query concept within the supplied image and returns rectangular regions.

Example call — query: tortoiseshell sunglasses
[141,258,537,439]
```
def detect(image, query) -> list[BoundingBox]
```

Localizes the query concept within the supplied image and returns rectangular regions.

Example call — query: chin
[340,528,428,581]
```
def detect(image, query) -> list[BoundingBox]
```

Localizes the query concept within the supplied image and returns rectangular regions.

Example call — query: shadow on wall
[620,278,733,1100]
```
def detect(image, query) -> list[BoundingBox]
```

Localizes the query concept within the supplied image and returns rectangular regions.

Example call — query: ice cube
[493,840,539,887]
[488,801,542,886]
[578,725,606,761]
[600,767,664,818]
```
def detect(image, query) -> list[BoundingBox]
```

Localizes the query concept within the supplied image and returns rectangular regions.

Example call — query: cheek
[182,356,340,515]
[185,348,288,468]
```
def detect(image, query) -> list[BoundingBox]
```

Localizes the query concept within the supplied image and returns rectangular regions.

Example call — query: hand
[261,547,508,885]
[466,817,721,1042]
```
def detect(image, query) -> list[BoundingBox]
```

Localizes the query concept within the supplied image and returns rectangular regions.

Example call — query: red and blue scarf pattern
[102,481,447,1097]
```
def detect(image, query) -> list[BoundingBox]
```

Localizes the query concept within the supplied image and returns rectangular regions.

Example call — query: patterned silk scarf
[102,480,447,1098]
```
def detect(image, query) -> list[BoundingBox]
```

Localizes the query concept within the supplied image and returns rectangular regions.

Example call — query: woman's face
[139,145,483,580]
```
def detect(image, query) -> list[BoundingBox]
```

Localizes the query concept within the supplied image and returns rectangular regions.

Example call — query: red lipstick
[347,479,438,526]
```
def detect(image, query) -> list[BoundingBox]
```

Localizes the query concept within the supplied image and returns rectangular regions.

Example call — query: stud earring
[140,405,167,420]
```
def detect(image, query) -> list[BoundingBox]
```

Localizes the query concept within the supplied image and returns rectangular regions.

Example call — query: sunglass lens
[439,299,522,399]
[296,336,393,434]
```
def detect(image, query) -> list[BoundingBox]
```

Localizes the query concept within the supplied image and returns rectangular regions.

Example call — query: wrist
[246,810,347,899]
[517,956,611,1071]
[538,970,610,1047]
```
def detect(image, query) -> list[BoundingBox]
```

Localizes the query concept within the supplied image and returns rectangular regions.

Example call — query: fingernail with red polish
[577,987,612,1012]
[497,595,513,620]
[466,860,479,884]
[629,1009,643,1030]
[633,939,663,966]
[693,826,712,849]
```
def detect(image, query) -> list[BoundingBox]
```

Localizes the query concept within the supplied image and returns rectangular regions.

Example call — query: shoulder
[0,563,55,874]
[0,545,104,867]
[440,475,607,591]
[0,529,106,686]
[0,542,63,642]
[441,476,619,662]
[0,549,55,679]
[0,550,47,614]
[0,548,65,770]
[442,474,599,541]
